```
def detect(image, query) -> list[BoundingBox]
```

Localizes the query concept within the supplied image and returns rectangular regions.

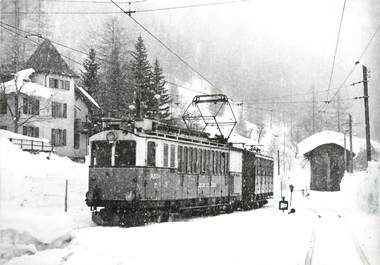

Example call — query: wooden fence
[9,138,54,153]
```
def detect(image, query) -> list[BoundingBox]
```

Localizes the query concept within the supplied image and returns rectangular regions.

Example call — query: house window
[22,126,39,138]
[49,78,58,89]
[49,78,70,90]
[0,126,6,130]
[147,141,156,166]
[0,97,7,114]
[74,133,80,149]
[52,102,67,118]
[51,128,66,146]
[23,97,39,115]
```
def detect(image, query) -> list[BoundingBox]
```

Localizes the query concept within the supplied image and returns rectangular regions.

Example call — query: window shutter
[49,78,54,88]
[23,98,28,114]
[65,81,70,90]
[22,126,27,135]
[51,129,55,146]
[63,129,66,146]
[0,98,6,114]
[34,127,39,138]
[35,100,40,115]
[63,103,67,118]
[51,102,55,117]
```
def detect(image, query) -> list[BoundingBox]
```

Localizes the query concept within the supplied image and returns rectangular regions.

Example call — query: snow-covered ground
[0,136,91,264]
[0,132,379,265]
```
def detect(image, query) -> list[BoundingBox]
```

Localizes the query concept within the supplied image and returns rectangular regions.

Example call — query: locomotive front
[86,130,139,211]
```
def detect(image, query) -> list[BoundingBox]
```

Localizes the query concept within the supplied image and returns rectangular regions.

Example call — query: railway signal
[279,197,288,212]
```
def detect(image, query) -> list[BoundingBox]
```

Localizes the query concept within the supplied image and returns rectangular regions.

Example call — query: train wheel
[157,210,169,223]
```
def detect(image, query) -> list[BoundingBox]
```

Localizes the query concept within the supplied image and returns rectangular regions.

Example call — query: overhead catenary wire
[110,0,226,97]
[317,22,380,115]
[0,22,209,97]
[0,0,254,15]
[326,0,347,101]
[0,23,84,66]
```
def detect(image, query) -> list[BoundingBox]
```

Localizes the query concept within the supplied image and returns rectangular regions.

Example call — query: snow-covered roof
[298,130,360,157]
[0,129,49,143]
[75,85,100,109]
[2,68,52,99]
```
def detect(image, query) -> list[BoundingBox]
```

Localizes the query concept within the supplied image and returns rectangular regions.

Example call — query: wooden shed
[298,131,355,191]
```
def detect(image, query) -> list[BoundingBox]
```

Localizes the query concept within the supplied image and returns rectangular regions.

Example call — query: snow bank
[3,68,52,99]
[0,129,49,143]
[0,134,92,262]
[340,162,380,215]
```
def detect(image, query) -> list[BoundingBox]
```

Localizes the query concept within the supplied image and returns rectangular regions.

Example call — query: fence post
[64,179,68,212]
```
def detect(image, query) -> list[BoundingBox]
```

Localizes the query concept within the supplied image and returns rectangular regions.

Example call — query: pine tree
[81,48,100,97]
[130,36,154,119]
[96,18,132,118]
[152,59,171,121]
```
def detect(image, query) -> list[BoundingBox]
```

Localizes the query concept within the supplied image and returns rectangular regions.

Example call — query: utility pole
[343,131,347,172]
[349,114,353,173]
[337,90,341,132]
[312,85,316,134]
[362,65,371,164]
[278,149,281,197]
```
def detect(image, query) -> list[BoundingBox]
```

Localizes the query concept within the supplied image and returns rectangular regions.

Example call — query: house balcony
[74,118,91,133]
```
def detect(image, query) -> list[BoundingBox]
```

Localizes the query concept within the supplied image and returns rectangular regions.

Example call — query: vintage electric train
[86,118,274,226]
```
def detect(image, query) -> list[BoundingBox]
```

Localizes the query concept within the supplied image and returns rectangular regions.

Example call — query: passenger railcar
[86,119,274,226]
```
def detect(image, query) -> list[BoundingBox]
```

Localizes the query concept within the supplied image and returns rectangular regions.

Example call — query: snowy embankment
[341,161,379,215]
[0,136,91,264]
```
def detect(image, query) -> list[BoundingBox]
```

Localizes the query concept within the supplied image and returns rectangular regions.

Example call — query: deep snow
[0,131,379,265]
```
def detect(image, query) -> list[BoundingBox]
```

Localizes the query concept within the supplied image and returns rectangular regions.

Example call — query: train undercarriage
[89,194,272,227]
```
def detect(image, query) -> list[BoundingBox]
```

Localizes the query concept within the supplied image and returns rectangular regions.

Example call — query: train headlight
[106,131,117,143]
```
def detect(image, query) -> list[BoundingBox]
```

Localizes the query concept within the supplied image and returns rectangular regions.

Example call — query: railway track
[304,209,371,265]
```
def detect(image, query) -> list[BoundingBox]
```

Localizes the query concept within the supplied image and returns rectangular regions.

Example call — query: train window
[193,148,197,173]
[163,143,169,167]
[220,152,226,175]
[170,144,176,168]
[211,151,215,175]
[216,152,220,175]
[184,147,188,173]
[199,149,203,174]
[202,149,206,173]
[225,153,230,174]
[188,147,193,173]
[91,141,112,167]
[147,141,156,167]
[115,141,136,167]
[178,146,183,172]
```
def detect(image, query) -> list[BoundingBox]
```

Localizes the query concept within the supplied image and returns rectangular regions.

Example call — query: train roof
[93,118,273,160]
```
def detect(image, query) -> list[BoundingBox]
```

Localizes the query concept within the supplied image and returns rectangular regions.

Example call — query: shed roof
[298,131,359,157]
[25,39,78,77]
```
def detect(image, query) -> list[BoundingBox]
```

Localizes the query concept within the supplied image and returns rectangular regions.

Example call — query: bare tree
[256,123,266,144]
[0,72,53,133]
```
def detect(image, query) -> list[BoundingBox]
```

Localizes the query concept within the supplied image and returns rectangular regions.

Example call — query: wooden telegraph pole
[349,114,353,173]
[362,65,371,164]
